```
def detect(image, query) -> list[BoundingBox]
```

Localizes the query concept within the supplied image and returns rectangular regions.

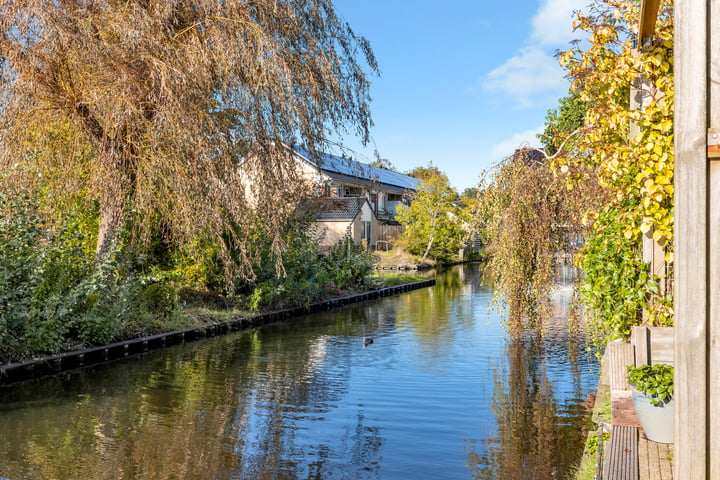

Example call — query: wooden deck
[638,435,673,480]
[604,425,639,479]
[603,425,673,480]
[600,340,673,480]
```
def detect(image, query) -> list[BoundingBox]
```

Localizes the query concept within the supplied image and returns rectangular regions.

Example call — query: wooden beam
[639,0,661,43]
[675,0,709,477]
[709,1,720,476]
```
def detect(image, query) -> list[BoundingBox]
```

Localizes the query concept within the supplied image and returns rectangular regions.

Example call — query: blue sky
[331,0,589,192]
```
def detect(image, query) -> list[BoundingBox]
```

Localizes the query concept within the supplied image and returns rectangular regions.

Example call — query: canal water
[0,264,598,480]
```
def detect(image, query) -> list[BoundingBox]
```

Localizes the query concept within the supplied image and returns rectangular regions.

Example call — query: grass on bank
[571,384,611,480]
[368,272,430,287]
[179,271,430,326]
[374,248,433,268]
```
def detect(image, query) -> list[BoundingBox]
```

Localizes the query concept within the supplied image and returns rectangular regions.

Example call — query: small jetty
[375,264,432,271]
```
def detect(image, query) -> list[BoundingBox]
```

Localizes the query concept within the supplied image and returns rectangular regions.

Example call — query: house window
[345,186,362,197]
[328,185,341,197]
[363,221,371,244]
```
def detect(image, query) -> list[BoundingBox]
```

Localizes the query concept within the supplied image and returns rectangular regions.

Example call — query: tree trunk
[73,104,138,264]
[421,210,438,261]
[95,181,128,262]
[421,234,434,262]
[94,149,136,264]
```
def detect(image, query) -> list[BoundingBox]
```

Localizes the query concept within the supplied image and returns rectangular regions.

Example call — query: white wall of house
[317,202,378,249]
[354,202,378,247]
[316,221,352,248]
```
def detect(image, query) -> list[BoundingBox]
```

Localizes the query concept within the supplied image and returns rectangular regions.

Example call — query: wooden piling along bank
[0,279,435,386]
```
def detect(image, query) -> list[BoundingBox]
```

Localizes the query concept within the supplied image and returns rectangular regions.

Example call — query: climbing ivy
[555,0,674,346]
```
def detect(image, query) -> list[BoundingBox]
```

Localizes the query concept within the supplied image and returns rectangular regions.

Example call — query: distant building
[292,145,419,222]
[304,197,378,250]
[238,144,419,250]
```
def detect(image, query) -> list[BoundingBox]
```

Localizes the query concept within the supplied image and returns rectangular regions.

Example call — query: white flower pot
[631,389,674,443]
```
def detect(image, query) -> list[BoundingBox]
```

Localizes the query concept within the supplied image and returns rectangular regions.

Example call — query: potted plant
[626,363,674,443]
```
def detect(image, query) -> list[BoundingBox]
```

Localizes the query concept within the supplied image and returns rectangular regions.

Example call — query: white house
[291,145,419,222]
[306,197,378,250]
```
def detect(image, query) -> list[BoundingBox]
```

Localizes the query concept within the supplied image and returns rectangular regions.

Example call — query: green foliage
[396,168,467,263]
[584,430,609,457]
[572,430,610,480]
[459,187,478,208]
[0,188,69,357]
[537,94,590,156]
[243,217,327,310]
[368,157,398,172]
[243,216,378,311]
[626,363,674,405]
[405,163,445,182]
[0,187,178,362]
[579,205,663,347]
[320,237,378,290]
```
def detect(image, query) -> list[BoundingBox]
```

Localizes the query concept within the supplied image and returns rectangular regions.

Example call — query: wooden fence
[376,224,405,250]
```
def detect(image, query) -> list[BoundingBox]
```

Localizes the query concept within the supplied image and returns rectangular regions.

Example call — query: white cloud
[478,0,586,108]
[531,0,586,47]
[483,46,565,107]
[491,126,544,161]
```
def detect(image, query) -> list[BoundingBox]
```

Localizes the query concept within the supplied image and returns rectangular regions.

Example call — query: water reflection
[0,326,382,479]
[0,265,597,480]
[466,288,596,480]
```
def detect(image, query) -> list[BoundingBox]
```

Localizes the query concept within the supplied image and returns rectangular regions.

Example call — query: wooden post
[674,0,714,477]
[709,1,720,476]
[639,0,661,42]
[631,326,650,366]
[606,341,636,391]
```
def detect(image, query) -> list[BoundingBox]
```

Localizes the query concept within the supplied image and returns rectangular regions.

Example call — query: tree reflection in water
[0,316,386,480]
[466,318,594,479]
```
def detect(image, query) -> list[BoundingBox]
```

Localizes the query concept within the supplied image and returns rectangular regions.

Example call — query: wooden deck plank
[604,425,639,480]
[638,433,673,480]
[639,434,650,479]
[659,442,673,480]
[648,440,661,479]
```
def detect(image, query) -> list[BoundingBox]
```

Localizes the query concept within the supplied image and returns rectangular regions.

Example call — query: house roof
[292,145,420,192]
[307,197,372,221]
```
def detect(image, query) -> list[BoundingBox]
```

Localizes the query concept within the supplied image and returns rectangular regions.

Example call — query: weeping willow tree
[0,0,377,282]
[474,145,604,334]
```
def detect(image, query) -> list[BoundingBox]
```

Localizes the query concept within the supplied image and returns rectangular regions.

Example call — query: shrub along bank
[0,189,411,364]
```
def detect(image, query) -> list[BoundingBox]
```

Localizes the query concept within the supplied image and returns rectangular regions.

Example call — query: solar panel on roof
[293,145,420,191]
